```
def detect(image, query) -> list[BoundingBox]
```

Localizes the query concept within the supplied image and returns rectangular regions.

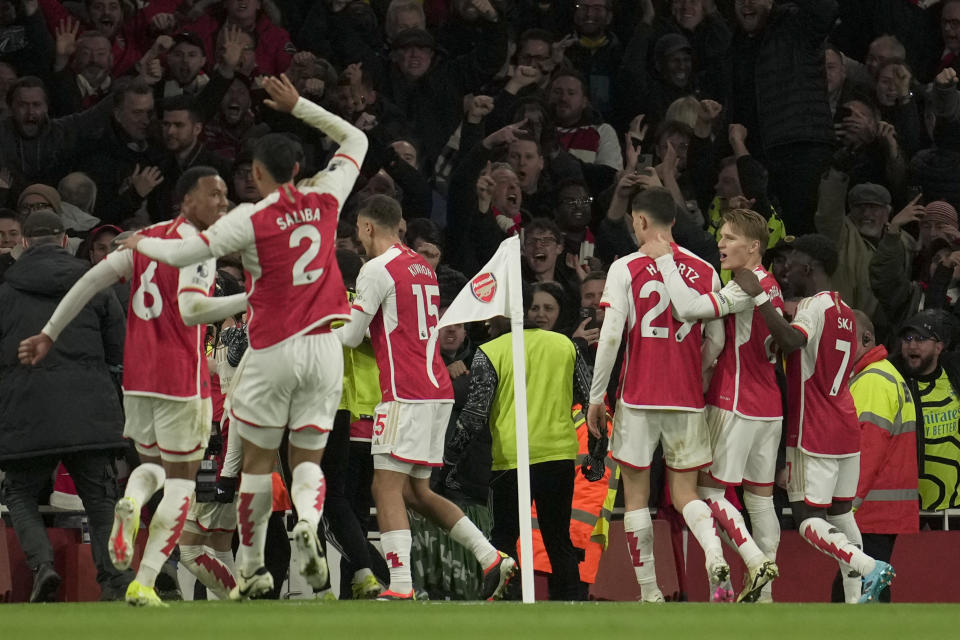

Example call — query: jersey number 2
[638,280,694,342]
[290,226,323,286]
[132,261,163,321]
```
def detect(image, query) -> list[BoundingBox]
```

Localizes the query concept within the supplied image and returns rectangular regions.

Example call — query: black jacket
[380,20,507,172]
[722,0,837,152]
[0,245,125,464]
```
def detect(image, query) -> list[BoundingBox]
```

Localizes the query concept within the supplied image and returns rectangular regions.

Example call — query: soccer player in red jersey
[121,75,368,600]
[334,195,516,600]
[18,166,238,606]
[736,234,895,603]
[642,209,781,602]
[587,188,728,603]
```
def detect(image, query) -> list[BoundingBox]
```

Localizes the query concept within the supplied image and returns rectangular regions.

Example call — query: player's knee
[697,485,724,503]
[180,544,202,569]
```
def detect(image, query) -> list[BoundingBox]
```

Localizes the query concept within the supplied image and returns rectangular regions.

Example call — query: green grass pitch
[2,601,958,639]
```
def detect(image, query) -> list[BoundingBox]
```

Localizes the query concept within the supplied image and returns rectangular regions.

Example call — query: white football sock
[623,509,658,598]
[236,473,273,577]
[214,548,235,576]
[449,516,499,568]
[136,478,194,587]
[800,517,876,578]
[380,529,413,594]
[827,512,865,603]
[180,544,236,599]
[682,499,724,560]
[699,487,766,571]
[124,463,165,506]
[291,462,325,530]
[743,491,779,601]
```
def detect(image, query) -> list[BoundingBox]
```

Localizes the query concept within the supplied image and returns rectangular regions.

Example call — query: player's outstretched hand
[18,333,53,365]
[734,268,763,297]
[640,232,672,260]
[118,232,144,252]
[586,403,605,438]
[263,74,300,113]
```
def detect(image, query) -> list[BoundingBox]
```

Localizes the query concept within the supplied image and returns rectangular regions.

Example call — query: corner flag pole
[508,243,535,604]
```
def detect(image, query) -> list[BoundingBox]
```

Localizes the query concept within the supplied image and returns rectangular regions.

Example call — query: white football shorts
[230,332,342,451]
[611,403,712,472]
[371,400,453,478]
[185,498,237,535]
[786,447,860,508]
[123,395,212,462]
[704,406,781,487]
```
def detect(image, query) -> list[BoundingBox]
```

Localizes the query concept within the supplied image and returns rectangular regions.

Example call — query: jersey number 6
[132,261,163,321]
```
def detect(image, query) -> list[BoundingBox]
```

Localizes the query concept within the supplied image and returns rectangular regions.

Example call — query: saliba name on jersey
[276,208,328,231]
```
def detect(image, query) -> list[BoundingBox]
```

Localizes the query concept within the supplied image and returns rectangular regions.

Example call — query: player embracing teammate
[122,74,368,600]
[737,234,895,603]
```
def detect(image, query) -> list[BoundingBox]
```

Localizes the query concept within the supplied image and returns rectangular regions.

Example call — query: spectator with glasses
[522,218,581,300]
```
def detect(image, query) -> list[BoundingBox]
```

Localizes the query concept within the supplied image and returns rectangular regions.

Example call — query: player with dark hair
[334,194,516,600]
[119,75,368,601]
[18,165,237,607]
[587,187,727,603]
[642,208,782,602]
[735,234,896,604]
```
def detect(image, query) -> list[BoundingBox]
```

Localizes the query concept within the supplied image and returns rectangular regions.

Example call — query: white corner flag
[432,236,536,603]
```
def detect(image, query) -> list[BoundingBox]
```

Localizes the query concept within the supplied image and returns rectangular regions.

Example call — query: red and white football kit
[657,258,785,486]
[591,244,721,472]
[135,97,367,452]
[336,244,455,477]
[785,291,860,507]
[44,217,217,461]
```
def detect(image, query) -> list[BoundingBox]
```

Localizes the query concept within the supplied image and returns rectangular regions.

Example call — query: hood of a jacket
[3,244,88,296]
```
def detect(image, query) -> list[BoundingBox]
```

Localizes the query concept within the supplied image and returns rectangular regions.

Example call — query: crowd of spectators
[2,0,960,601]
